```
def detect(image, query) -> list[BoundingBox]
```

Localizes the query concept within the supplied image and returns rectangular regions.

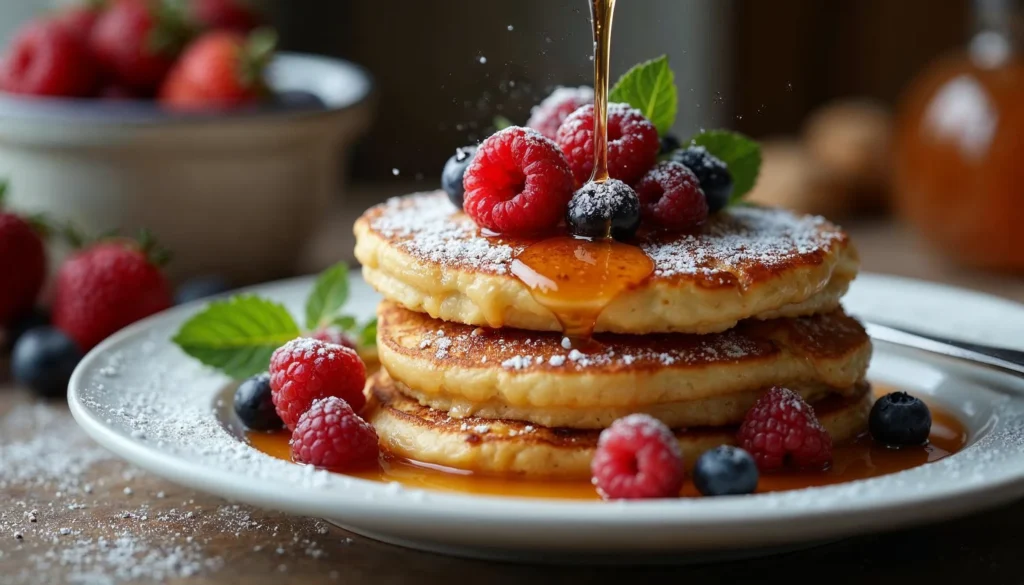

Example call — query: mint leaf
[493,115,513,131]
[304,263,350,331]
[609,55,677,135]
[358,319,378,349]
[331,315,358,330]
[172,295,300,379]
[690,130,762,204]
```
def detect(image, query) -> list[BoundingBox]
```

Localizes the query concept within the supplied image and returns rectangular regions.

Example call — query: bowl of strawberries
[0,0,373,282]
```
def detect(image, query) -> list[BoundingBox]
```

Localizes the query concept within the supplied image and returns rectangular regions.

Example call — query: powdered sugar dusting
[0,399,340,584]
[365,192,845,282]
[367,194,516,275]
[405,314,768,372]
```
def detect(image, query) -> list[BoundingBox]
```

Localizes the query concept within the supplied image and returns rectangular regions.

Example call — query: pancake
[377,300,872,414]
[393,378,853,430]
[366,372,873,479]
[355,192,859,335]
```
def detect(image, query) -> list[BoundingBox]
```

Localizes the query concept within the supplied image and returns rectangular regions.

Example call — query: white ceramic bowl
[0,52,373,283]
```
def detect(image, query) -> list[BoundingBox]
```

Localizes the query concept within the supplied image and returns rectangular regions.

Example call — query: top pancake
[355,192,859,335]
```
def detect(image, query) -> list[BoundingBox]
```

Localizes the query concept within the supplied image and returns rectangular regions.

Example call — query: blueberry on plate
[175,275,231,305]
[234,373,283,431]
[671,146,733,214]
[566,179,641,241]
[693,445,759,496]
[869,392,932,446]
[12,326,84,399]
[659,134,681,156]
[442,145,478,209]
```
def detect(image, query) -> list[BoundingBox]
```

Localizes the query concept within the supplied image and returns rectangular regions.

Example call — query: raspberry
[289,397,379,469]
[738,387,833,472]
[463,126,575,235]
[527,86,595,140]
[635,161,709,231]
[555,103,660,186]
[269,338,367,430]
[591,414,684,500]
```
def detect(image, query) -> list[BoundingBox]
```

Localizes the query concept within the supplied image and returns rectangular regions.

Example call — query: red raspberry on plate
[591,414,684,500]
[527,86,594,141]
[269,337,367,430]
[463,126,575,235]
[738,386,833,472]
[290,396,379,469]
[555,103,660,186]
[634,161,709,231]
[0,19,98,97]
[53,238,172,350]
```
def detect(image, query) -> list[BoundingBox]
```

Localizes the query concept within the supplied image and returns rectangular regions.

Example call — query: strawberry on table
[190,0,263,33]
[159,28,275,109]
[0,19,98,97]
[0,185,46,327]
[53,233,173,350]
[89,0,193,93]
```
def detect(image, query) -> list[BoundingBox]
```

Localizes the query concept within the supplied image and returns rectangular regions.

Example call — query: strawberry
[52,1,108,41]
[159,29,274,110]
[53,233,172,350]
[0,19,98,97]
[0,185,46,327]
[190,0,262,33]
[89,0,193,93]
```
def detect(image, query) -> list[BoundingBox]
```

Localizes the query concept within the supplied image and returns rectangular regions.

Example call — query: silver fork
[862,320,1024,378]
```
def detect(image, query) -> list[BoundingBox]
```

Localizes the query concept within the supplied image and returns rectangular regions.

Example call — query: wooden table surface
[2,204,1023,584]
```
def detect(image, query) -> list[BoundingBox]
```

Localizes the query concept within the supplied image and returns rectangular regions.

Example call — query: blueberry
[5,308,50,350]
[441,145,477,209]
[693,446,759,496]
[175,276,231,305]
[671,146,733,214]
[869,392,932,446]
[233,373,282,431]
[12,327,84,399]
[566,179,641,241]
[659,134,681,155]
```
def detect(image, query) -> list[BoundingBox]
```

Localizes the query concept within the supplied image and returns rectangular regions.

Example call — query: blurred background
[0,0,1020,301]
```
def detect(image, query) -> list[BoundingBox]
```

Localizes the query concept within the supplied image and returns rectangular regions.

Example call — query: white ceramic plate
[68,274,1024,562]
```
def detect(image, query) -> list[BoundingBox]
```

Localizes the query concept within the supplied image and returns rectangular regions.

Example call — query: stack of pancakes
[354,192,872,479]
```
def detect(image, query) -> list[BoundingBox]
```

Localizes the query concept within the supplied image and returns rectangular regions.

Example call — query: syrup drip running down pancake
[354,192,859,335]
[376,301,871,429]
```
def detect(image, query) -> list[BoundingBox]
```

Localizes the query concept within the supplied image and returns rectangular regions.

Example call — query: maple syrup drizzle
[509,0,653,341]
[510,238,653,339]
[247,388,968,501]
[590,0,616,184]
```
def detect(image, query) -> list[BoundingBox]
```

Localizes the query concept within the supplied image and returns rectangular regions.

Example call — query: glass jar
[894,0,1024,271]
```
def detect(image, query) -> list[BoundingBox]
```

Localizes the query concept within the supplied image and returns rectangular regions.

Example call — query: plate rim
[67,272,1024,550]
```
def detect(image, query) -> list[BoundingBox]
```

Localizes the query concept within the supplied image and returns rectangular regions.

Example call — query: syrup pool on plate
[247,389,968,501]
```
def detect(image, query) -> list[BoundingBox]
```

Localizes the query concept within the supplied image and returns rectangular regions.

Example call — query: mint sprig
[172,262,375,379]
[172,296,301,379]
[609,55,677,136]
[305,263,350,331]
[689,130,762,204]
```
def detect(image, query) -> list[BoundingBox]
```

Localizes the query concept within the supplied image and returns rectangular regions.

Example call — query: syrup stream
[589,0,616,184]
